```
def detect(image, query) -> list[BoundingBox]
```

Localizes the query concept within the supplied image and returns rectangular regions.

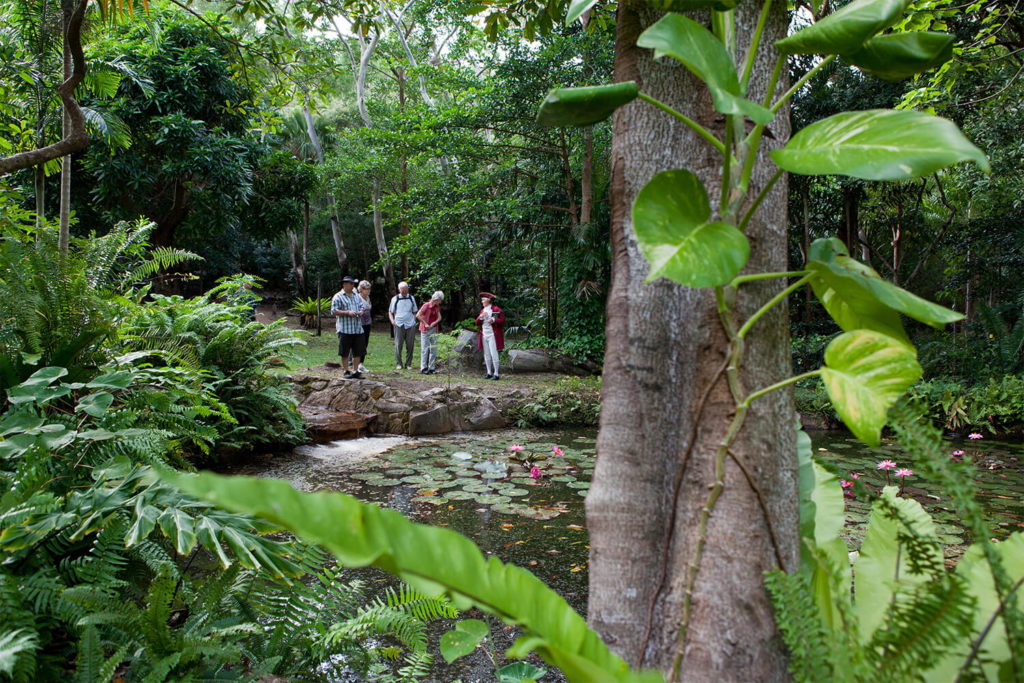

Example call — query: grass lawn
[278,324,576,390]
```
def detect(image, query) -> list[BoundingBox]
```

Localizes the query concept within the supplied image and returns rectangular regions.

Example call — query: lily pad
[490,503,520,515]
[413,496,449,506]
[551,475,576,483]
[446,490,477,500]
[567,481,591,490]
[475,494,512,505]
[365,477,402,487]
[464,483,495,493]
[576,490,589,498]
[503,488,530,497]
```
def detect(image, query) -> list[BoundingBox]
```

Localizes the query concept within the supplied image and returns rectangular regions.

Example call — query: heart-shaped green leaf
[772,109,990,180]
[566,0,599,24]
[637,14,773,124]
[76,391,114,417]
[808,237,963,332]
[536,82,639,128]
[775,0,912,55]
[842,32,954,81]
[647,0,741,12]
[820,330,922,446]
[497,661,548,683]
[441,618,489,663]
[633,169,750,287]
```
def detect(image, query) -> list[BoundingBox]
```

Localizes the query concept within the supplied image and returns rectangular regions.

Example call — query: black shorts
[338,332,367,358]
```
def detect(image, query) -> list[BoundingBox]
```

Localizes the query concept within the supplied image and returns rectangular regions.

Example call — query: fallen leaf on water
[566,524,584,530]
[528,560,538,566]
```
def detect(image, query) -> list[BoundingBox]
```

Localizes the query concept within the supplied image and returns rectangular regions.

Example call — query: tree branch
[0,0,88,175]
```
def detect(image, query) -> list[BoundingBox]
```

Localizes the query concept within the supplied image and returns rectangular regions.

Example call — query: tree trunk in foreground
[586,2,798,680]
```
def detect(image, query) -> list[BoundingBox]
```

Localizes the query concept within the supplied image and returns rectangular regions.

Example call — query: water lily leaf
[441,619,489,663]
[637,14,772,124]
[536,82,639,128]
[820,330,922,447]
[634,169,750,287]
[565,0,599,24]
[772,109,990,180]
[775,0,912,55]
[843,32,954,81]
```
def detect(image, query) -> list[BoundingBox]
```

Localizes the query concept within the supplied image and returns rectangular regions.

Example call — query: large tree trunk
[586,2,797,680]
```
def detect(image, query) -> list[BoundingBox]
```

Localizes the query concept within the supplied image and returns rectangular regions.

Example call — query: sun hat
[478,291,496,301]
[342,275,357,284]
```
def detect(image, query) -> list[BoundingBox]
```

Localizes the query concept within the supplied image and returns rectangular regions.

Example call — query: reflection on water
[223,429,595,615]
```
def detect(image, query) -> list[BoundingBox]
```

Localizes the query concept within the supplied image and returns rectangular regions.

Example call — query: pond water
[223,427,1024,679]
[809,431,1024,561]
[230,428,1024,598]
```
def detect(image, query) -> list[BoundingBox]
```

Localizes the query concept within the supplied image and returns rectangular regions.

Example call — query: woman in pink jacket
[475,292,505,380]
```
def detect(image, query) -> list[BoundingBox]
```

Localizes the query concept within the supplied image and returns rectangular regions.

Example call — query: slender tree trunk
[586,2,797,679]
[34,165,46,229]
[581,127,594,225]
[372,177,396,295]
[398,74,410,280]
[58,0,74,255]
[303,105,348,272]
[302,199,309,294]
[892,200,902,286]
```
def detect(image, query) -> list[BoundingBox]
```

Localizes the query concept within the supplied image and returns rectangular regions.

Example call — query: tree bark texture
[0,0,87,177]
[372,176,396,295]
[586,2,797,680]
[58,0,74,256]
[302,105,348,272]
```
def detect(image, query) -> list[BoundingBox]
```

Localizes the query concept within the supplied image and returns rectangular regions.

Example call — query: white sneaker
[358,364,369,373]
[396,365,403,370]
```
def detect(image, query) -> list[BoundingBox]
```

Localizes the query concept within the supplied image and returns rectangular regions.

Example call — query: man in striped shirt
[331,276,366,379]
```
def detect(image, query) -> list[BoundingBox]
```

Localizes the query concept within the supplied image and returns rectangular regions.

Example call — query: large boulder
[449,329,483,369]
[299,405,375,442]
[409,405,452,435]
[508,348,557,373]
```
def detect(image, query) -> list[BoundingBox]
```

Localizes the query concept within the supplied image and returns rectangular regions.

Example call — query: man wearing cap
[475,292,505,380]
[331,276,366,379]
[388,281,418,370]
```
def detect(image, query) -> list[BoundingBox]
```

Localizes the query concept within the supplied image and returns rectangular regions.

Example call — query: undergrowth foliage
[767,412,1024,681]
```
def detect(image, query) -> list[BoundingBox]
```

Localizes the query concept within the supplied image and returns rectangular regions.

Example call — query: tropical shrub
[767,408,1024,681]
[119,277,306,453]
[292,296,332,329]
[508,376,601,427]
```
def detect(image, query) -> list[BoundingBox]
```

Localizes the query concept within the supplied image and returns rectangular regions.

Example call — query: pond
[223,427,1024,679]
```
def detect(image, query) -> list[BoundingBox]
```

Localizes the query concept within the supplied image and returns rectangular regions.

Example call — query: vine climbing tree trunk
[586,2,798,680]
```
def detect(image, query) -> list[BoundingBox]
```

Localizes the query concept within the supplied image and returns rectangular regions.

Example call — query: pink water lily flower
[877,459,897,470]
[952,450,965,457]
[529,465,542,479]
[840,479,853,488]
[552,446,565,457]
[895,468,913,477]
[969,432,984,440]
[850,473,860,479]
[509,444,524,453]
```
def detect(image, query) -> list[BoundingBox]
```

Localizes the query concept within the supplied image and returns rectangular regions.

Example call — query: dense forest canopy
[4,0,1024,679]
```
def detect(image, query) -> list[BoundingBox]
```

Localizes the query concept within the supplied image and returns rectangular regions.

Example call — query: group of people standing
[330,278,505,380]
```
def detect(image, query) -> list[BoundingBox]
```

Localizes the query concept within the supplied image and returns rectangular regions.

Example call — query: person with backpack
[388,281,418,370]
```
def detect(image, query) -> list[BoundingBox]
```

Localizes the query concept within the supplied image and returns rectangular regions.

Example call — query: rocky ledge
[292,374,507,439]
